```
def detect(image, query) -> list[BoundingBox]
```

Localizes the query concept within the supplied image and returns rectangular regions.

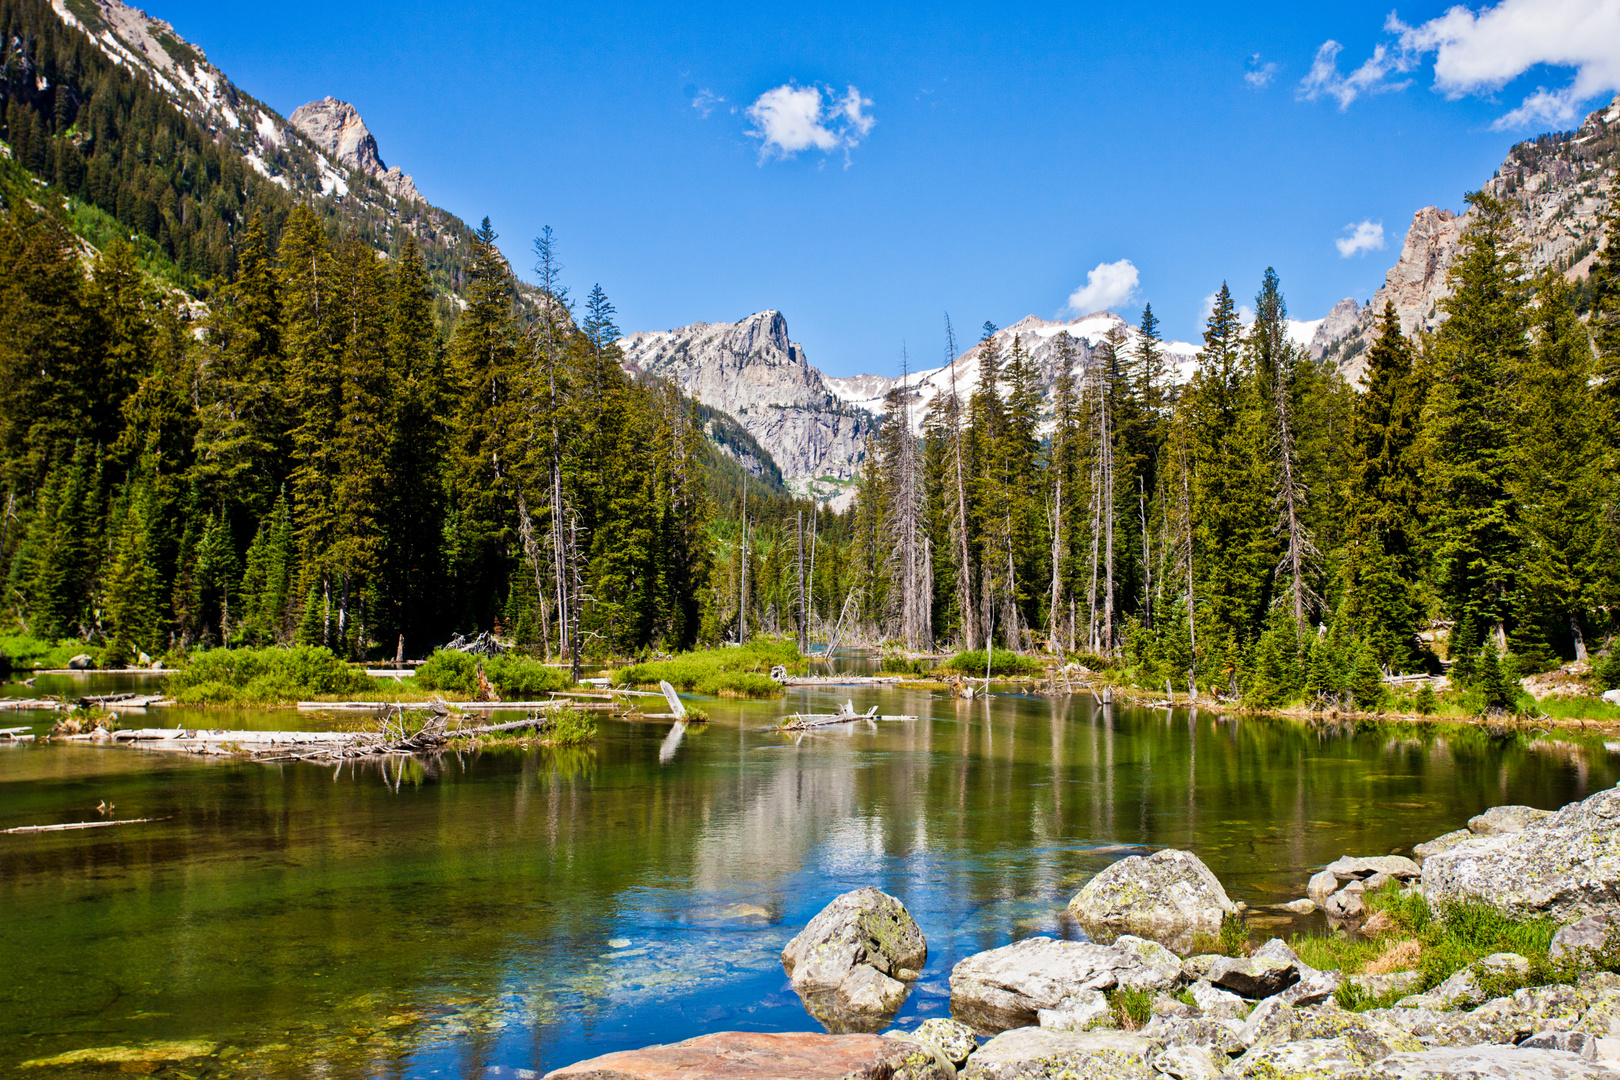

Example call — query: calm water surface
[2,669,1617,1077]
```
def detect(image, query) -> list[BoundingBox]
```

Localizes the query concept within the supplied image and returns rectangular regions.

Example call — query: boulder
[1326,855,1422,881]
[908,1018,979,1068]
[1107,934,1184,991]
[960,1028,1158,1080]
[1396,953,1529,1010]
[1147,1044,1221,1080]
[1139,1015,1244,1056]
[1036,989,1110,1032]
[1422,788,1620,922]
[1603,689,1620,706]
[1230,1035,1383,1078]
[1188,979,1246,1020]
[1413,830,1473,865]
[1468,805,1554,835]
[949,937,1177,1033]
[1182,954,1297,999]
[1308,870,1341,904]
[1364,1045,1608,1078]
[1551,914,1620,964]
[541,1031,953,1080]
[1067,849,1236,949]
[67,653,93,670]
[1324,890,1367,920]
[1349,971,1424,997]
[781,888,927,991]
[1523,1030,1599,1059]
[1279,968,1343,1007]
[1281,898,1317,913]
[1239,1000,1419,1060]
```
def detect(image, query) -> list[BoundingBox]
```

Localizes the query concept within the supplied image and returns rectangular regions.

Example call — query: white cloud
[691,88,724,117]
[1305,0,1620,128]
[1065,259,1140,314]
[1336,219,1386,257]
[745,83,874,163]
[1246,54,1279,88]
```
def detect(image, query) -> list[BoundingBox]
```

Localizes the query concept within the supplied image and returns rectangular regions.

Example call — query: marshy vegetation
[617,639,806,697]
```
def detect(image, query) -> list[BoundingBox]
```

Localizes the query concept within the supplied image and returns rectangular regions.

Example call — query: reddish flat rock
[543,1030,949,1080]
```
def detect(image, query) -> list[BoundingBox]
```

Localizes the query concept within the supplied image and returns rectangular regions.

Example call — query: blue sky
[152,0,1620,375]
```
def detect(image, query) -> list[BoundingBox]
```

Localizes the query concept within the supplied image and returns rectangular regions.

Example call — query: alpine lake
[2,657,1617,1078]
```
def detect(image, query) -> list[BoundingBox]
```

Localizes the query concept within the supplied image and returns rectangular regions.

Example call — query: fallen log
[0,698,62,711]
[3,815,172,834]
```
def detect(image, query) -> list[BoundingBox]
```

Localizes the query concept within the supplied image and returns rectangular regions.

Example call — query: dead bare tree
[944,314,976,650]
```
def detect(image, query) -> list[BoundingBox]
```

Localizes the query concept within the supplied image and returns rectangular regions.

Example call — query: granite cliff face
[1322,94,1620,381]
[618,311,873,485]
[289,97,422,203]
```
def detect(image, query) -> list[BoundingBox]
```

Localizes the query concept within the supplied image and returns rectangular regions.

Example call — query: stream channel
[2,658,1618,1077]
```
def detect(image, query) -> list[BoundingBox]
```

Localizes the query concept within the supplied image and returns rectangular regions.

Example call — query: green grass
[167,646,374,705]
[1530,696,1620,722]
[0,633,87,673]
[618,639,805,698]
[936,648,1048,678]
[413,650,572,698]
[1106,986,1154,1029]
[1185,913,1252,958]
[875,655,934,677]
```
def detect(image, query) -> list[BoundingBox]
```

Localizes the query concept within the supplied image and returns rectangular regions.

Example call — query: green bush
[1593,651,1620,693]
[876,655,933,677]
[936,648,1046,678]
[619,639,804,697]
[414,650,571,698]
[167,646,373,705]
[0,633,87,673]
[545,708,598,746]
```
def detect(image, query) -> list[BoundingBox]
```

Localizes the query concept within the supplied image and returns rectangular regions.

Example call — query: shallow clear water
[2,672,1616,1077]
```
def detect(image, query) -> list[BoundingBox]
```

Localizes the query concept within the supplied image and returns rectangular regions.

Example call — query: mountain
[288,97,422,203]
[1313,94,1620,379]
[617,311,873,494]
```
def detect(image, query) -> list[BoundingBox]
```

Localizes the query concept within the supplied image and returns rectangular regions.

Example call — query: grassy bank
[936,648,1050,678]
[0,633,95,673]
[413,650,571,698]
[167,646,375,705]
[618,640,805,697]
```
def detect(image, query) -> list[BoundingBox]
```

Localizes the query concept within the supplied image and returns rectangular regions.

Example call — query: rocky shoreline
[544,785,1620,1079]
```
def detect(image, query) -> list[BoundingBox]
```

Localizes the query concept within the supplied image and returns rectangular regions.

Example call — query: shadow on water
[1,686,1615,1077]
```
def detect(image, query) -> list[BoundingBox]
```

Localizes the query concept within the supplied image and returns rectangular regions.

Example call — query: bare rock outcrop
[289,97,422,202]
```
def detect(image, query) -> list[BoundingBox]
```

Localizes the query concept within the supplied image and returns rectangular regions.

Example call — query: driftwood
[0,698,62,711]
[777,700,919,730]
[295,699,618,712]
[3,815,172,835]
[782,676,903,687]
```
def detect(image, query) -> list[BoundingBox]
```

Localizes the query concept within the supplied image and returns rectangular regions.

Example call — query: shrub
[876,655,933,677]
[619,639,804,697]
[1106,986,1153,1030]
[936,648,1046,678]
[167,646,374,705]
[414,650,571,698]
[545,708,598,746]
[0,634,86,673]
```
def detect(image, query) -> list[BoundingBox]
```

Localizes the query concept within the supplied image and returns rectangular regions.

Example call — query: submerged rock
[1067,849,1236,949]
[949,937,1178,1033]
[961,1027,1159,1080]
[542,1031,952,1080]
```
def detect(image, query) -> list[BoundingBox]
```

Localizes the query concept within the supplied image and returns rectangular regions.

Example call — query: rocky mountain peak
[289,97,422,203]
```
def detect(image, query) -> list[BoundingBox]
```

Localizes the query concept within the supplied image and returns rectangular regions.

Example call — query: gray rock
[1522,1030,1599,1059]
[910,1018,980,1067]
[1182,954,1297,999]
[960,1027,1158,1080]
[1350,971,1425,997]
[288,98,423,202]
[1412,787,1620,924]
[1309,870,1341,904]
[1365,1044,1609,1078]
[1282,897,1318,913]
[1037,990,1109,1032]
[782,887,927,993]
[1398,954,1530,1011]
[1254,937,1316,974]
[840,965,910,1012]
[1603,689,1620,706]
[1149,993,1195,1019]
[1108,934,1185,991]
[1139,1015,1244,1056]
[1067,849,1236,950]
[1550,915,1620,964]
[1468,805,1554,835]
[948,937,1172,1034]
[1231,1036,1380,1078]
[1148,1044,1221,1080]
[1414,830,1474,865]
[1280,969,1344,1007]
[1324,890,1367,919]
[67,653,93,670]
[1189,978,1247,1020]
[1327,855,1423,881]
[1240,1000,1421,1061]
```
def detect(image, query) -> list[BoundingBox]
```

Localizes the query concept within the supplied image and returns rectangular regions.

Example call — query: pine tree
[1428,192,1527,651]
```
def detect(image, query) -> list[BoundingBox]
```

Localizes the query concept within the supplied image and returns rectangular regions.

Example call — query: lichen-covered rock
[1350,971,1424,998]
[1280,968,1343,1007]
[1037,990,1110,1032]
[1414,830,1473,865]
[542,1031,954,1080]
[1551,914,1620,964]
[1522,1030,1600,1058]
[949,937,1176,1034]
[960,1027,1159,1080]
[1108,934,1183,989]
[1241,1000,1421,1061]
[1326,855,1422,881]
[1397,954,1529,1011]
[1067,850,1236,949]
[1364,1044,1608,1078]
[1324,890,1367,919]
[1148,1043,1221,1080]
[1468,805,1554,835]
[1138,1015,1244,1056]
[782,887,927,992]
[1422,796,1620,923]
[1182,954,1298,998]
[1188,979,1246,1020]
[1230,1035,1382,1078]
[909,1018,980,1067]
